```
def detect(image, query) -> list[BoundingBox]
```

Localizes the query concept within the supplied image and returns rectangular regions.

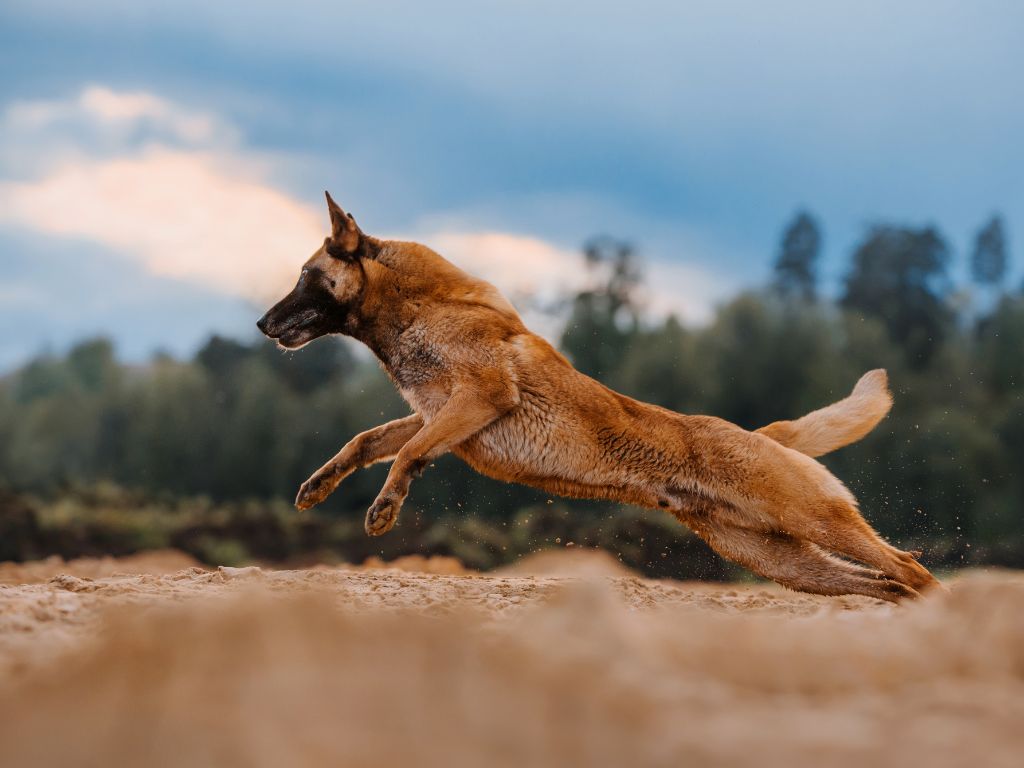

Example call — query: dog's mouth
[276,327,317,350]
[261,310,324,350]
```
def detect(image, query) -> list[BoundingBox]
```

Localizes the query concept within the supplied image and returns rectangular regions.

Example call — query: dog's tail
[756,369,893,458]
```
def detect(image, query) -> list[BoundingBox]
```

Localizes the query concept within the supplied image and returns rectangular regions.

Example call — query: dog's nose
[256,315,268,334]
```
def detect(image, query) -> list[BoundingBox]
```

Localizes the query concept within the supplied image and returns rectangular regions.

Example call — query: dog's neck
[340,238,526,374]
[344,255,426,369]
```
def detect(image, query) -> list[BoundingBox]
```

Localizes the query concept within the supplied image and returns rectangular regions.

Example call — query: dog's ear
[325,190,362,257]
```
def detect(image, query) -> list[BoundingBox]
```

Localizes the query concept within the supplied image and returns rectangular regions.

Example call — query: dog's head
[257,192,371,349]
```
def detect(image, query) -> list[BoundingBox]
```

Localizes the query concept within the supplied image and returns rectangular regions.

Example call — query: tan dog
[257,192,940,601]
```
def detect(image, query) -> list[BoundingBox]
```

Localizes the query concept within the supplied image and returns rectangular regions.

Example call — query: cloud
[0,85,237,177]
[0,86,327,300]
[426,230,727,326]
[426,231,581,299]
[0,85,727,338]
[4,85,227,145]
[0,147,323,300]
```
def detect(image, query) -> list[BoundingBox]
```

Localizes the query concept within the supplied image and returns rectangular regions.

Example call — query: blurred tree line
[1,211,1022,573]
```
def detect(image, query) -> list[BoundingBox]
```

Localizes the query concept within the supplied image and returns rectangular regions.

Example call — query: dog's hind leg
[786,501,942,594]
[679,511,920,602]
[295,414,424,510]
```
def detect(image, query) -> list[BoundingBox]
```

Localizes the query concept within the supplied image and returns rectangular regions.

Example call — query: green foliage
[976,295,1024,395]
[0,487,744,579]
[561,236,641,378]
[612,316,703,413]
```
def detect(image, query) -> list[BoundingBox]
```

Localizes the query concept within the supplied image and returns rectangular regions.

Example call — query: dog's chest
[379,323,455,419]
[386,326,445,386]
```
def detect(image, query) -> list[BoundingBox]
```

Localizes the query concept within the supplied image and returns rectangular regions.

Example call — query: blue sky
[1,1,1021,369]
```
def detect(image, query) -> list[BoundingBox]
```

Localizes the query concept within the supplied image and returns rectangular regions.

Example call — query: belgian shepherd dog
[257,192,940,601]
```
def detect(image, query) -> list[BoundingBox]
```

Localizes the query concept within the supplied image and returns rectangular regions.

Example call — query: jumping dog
[257,193,940,601]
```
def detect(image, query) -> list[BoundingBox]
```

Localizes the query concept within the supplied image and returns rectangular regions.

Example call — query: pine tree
[841,225,952,367]
[773,211,822,301]
[971,215,1008,289]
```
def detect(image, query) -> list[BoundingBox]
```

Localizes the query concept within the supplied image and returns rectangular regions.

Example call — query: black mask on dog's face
[257,192,368,349]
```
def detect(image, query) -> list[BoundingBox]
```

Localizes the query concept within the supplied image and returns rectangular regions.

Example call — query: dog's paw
[295,474,334,510]
[877,579,922,602]
[365,495,401,536]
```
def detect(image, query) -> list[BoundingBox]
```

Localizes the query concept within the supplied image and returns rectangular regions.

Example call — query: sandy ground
[1,550,1022,768]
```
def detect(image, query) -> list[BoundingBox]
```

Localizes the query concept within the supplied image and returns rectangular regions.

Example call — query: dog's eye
[329,279,337,288]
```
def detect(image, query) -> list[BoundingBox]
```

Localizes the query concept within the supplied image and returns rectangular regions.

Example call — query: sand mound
[0,559,1022,767]
[0,549,202,585]
[498,546,637,577]
[356,553,470,575]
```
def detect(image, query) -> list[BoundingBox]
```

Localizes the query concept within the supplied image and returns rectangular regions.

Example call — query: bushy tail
[756,369,893,458]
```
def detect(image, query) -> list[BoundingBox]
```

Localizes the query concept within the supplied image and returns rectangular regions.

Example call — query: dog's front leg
[295,414,424,510]
[365,388,511,536]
